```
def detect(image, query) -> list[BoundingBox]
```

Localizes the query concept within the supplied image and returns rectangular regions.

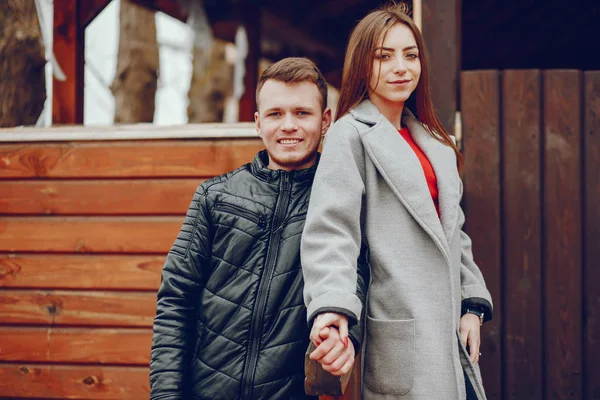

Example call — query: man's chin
[268,152,317,171]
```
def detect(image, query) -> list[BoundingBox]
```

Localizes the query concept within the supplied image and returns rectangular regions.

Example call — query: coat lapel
[403,110,460,242]
[350,101,453,263]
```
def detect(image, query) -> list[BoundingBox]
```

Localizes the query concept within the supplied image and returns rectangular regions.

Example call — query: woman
[301,4,492,399]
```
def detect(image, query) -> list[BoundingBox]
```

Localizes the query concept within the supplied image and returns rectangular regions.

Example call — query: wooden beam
[80,0,112,28]
[129,0,188,21]
[0,290,156,327]
[53,0,85,124]
[0,139,263,179]
[0,364,150,399]
[413,0,422,30]
[261,10,339,59]
[0,216,183,253]
[0,327,152,365]
[0,254,163,290]
[422,0,460,134]
[0,179,200,215]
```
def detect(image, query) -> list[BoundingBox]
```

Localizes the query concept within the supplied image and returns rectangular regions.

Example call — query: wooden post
[52,0,112,125]
[460,70,502,400]
[421,0,460,134]
[543,70,583,400]
[584,71,600,400]
[52,0,85,124]
[237,4,260,122]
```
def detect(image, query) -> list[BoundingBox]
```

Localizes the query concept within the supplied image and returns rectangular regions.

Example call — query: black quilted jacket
[150,151,369,400]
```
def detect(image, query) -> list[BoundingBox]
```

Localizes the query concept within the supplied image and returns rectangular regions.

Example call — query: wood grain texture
[0,216,183,253]
[0,290,156,327]
[501,70,543,399]
[0,179,200,215]
[0,364,149,399]
[584,71,600,399]
[460,70,503,400]
[0,139,263,178]
[0,327,151,364]
[543,70,583,399]
[0,254,163,290]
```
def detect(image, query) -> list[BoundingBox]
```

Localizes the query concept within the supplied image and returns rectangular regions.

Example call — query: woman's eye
[406,53,419,59]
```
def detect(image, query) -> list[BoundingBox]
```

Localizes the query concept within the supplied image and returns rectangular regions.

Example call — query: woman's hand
[310,312,349,348]
[309,326,355,376]
[460,313,481,364]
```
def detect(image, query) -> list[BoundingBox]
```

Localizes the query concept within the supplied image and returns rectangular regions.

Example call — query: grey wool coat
[301,100,493,399]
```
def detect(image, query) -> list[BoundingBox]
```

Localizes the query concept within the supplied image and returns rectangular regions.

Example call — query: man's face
[255,80,331,171]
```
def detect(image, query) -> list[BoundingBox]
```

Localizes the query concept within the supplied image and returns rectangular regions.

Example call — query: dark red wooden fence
[461,70,600,400]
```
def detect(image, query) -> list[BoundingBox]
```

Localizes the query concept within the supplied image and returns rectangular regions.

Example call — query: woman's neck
[369,95,404,129]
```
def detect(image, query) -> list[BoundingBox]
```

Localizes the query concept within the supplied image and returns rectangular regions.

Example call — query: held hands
[309,326,355,376]
[460,313,481,364]
[310,312,349,347]
[309,313,354,376]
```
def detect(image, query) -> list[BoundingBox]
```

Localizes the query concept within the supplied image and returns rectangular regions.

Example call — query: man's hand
[460,313,481,364]
[310,312,349,347]
[309,326,355,376]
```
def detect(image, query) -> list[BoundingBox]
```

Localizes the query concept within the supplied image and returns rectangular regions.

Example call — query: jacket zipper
[215,202,265,227]
[240,172,291,399]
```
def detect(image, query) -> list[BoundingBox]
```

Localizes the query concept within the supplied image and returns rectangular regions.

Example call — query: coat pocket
[364,316,415,395]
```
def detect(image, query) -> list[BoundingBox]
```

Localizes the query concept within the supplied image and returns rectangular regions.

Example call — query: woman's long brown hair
[335,3,463,170]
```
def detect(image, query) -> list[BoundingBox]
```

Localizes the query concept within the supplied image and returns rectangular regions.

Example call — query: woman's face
[369,23,421,108]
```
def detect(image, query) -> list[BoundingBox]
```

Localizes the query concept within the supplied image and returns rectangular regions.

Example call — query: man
[150,57,368,400]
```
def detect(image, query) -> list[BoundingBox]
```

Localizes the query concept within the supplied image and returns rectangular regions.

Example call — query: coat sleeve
[457,179,493,323]
[150,184,212,399]
[302,120,366,324]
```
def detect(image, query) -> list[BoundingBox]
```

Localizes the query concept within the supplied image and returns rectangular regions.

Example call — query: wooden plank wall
[0,137,264,399]
[461,70,600,400]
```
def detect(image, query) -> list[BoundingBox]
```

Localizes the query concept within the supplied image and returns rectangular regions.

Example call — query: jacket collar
[349,99,383,125]
[250,149,319,185]
[350,98,422,127]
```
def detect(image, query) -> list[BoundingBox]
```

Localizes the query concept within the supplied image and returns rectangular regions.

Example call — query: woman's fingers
[309,335,336,361]
[310,313,349,346]
[468,332,480,364]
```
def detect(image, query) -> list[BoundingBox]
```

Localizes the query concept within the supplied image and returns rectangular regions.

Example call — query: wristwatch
[465,307,484,326]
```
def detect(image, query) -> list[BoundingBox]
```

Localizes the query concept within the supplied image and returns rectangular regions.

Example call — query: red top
[398,127,439,215]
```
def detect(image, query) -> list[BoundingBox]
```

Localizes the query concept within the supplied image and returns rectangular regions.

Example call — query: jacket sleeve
[457,180,493,323]
[302,120,366,325]
[150,184,212,399]
[348,244,370,354]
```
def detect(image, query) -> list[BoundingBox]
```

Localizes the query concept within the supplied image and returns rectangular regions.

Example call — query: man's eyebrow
[263,107,281,113]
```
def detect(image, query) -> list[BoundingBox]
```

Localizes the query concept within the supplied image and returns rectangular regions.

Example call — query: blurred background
[0,1,599,399]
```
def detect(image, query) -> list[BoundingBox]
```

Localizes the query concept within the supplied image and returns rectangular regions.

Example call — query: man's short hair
[256,57,328,111]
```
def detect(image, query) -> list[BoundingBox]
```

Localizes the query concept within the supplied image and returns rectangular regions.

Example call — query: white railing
[0,123,258,142]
